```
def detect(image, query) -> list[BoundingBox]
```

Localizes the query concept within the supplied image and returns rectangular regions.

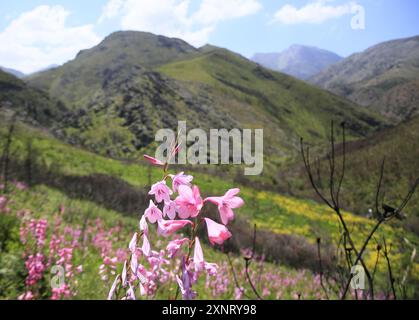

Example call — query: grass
[2,183,327,300]
[1,116,418,299]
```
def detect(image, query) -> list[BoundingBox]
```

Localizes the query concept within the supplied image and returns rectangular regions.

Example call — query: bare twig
[382,237,397,300]
[316,237,330,299]
[226,253,252,300]
[244,224,263,300]
[301,123,374,299]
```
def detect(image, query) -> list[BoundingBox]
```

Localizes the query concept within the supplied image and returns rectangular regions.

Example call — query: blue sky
[1,0,418,73]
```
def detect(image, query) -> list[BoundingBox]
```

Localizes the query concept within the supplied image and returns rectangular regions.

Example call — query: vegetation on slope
[0,70,68,126]
[1,116,417,298]
[311,35,419,121]
[26,31,387,163]
[276,116,419,233]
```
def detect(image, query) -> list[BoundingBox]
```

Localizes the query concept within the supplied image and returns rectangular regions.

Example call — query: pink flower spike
[148,180,172,203]
[143,154,164,166]
[144,200,162,224]
[157,219,192,237]
[166,238,189,258]
[205,188,244,225]
[204,218,232,245]
[169,172,193,193]
[175,185,203,219]
[193,237,204,272]
[163,200,177,220]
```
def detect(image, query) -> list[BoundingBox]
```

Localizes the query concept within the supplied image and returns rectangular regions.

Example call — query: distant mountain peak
[251,45,342,80]
[310,35,419,122]
[72,30,198,68]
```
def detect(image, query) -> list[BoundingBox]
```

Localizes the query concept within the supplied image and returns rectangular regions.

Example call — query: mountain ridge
[25,31,386,162]
[252,44,343,80]
[310,35,419,121]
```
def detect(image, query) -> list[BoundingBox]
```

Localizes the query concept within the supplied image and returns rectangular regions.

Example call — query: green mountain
[0,69,67,126]
[27,31,386,163]
[311,35,419,122]
[252,45,343,80]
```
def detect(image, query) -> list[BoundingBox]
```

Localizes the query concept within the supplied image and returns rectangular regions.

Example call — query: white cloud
[99,0,262,47]
[273,0,357,25]
[0,5,101,74]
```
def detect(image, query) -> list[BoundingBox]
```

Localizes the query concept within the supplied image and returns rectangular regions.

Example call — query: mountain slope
[159,47,385,143]
[0,69,67,126]
[311,35,419,121]
[0,66,25,78]
[27,31,386,162]
[252,45,342,80]
[1,117,417,298]
[277,115,419,232]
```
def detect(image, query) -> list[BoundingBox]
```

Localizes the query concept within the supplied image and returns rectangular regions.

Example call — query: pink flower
[130,253,138,275]
[129,233,137,253]
[142,233,151,256]
[15,181,27,190]
[175,185,203,219]
[144,200,162,224]
[169,172,193,192]
[166,238,189,258]
[204,218,232,245]
[205,188,244,225]
[204,262,218,276]
[235,287,244,300]
[121,261,127,287]
[163,200,177,220]
[148,180,172,203]
[172,143,181,156]
[157,219,192,237]
[176,258,196,300]
[18,291,34,300]
[139,215,148,235]
[108,275,120,300]
[76,265,83,273]
[126,285,136,300]
[0,196,8,212]
[193,237,204,272]
[143,155,164,166]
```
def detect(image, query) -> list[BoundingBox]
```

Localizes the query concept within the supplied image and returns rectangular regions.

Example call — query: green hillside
[0,70,67,126]
[26,31,387,163]
[1,115,418,299]
[277,116,419,233]
[311,35,419,121]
